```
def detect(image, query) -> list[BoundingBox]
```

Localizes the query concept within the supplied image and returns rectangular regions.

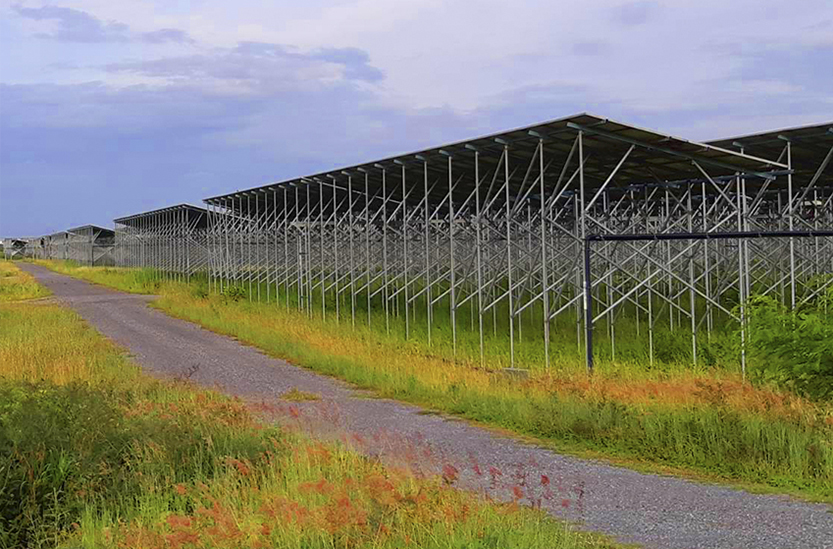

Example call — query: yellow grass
[0,260,50,302]
[0,303,133,385]
[1,269,624,549]
[30,261,833,500]
[160,284,826,422]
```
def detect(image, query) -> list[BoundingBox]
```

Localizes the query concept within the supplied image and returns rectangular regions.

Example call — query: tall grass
[33,260,162,294]
[0,287,621,547]
[235,276,746,377]
[0,260,50,302]
[33,261,833,501]
[746,293,833,400]
[37,261,742,376]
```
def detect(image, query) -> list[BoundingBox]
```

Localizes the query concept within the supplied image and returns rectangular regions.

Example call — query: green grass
[0,268,623,549]
[0,260,50,302]
[33,261,833,502]
[237,275,745,378]
[33,260,163,295]
[281,387,322,401]
[37,261,742,377]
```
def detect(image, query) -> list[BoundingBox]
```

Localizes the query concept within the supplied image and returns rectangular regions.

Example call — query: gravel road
[20,263,833,549]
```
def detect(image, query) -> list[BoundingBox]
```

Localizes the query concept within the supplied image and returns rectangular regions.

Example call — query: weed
[281,388,321,402]
[0,260,50,301]
[747,293,833,400]
[0,275,624,549]
[33,261,833,501]
[221,285,247,302]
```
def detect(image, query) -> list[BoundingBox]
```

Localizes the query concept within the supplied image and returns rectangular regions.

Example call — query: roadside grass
[281,387,322,402]
[32,261,734,378]
[0,274,621,548]
[0,260,50,302]
[32,259,161,294]
[32,261,833,502]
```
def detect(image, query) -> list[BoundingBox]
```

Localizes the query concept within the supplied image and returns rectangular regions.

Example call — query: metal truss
[113,205,209,280]
[3,238,28,260]
[19,226,115,266]
[193,115,833,372]
[15,114,829,373]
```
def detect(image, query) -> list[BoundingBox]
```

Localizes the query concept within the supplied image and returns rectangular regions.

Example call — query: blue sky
[1,0,831,236]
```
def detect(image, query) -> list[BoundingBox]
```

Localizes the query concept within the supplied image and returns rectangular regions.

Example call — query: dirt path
[20,263,832,549]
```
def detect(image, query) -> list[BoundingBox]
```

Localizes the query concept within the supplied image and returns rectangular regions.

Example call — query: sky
[1,0,831,236]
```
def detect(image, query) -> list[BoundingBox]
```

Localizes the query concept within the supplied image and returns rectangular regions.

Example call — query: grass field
[0,260,50,302]
[1,261,623,548]
[217,276,745,378]
[33,261,833,502]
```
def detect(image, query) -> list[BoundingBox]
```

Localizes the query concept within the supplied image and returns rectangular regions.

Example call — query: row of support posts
[114,207,208,281]
[23,227,115,266]
[50,127,826,375]
[195,130,832,373]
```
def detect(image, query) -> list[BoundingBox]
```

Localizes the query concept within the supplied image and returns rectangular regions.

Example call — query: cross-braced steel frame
[197,114,833,371]
[114,204,210,280]
[20,226,115,266]
[3,239,28,260]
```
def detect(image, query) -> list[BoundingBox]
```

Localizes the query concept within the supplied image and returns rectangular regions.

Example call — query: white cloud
[5,0,832,115]
[2,0,832,235]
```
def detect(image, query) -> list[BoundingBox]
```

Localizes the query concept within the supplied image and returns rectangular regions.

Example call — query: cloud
[102,41,385,93]
[12,4,129,42]
[735,44,833,97]
[139,28,194,45]
[0,38,426,235]
[311,47,384,82]
[3,31,832,235]
[3,0,833,237]
[571,41,611,57]
[611,1,658,26]
[11,4,191,44]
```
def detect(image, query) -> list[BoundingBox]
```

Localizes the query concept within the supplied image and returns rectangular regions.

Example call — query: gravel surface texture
[20,263,833,549]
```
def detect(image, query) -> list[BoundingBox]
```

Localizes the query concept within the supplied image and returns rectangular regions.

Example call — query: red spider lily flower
[488,466,503,488]
[299,477,334,495]
[166,514,192,529]
[442,464,459,485]
[324,496,367,533]
[224,457,250,476]
[166,530,200,548]
[364,474,400,506]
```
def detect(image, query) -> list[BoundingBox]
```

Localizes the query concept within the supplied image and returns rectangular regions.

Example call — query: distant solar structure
[29,113,833,373]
